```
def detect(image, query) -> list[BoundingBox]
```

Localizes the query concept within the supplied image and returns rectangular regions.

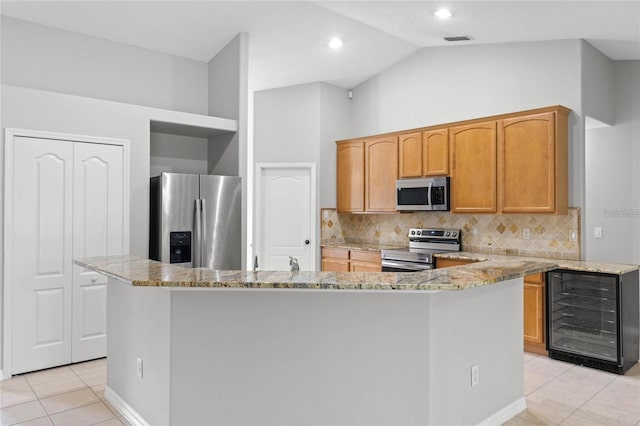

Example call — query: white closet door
[11,137,74,374]
[72,142,124,362]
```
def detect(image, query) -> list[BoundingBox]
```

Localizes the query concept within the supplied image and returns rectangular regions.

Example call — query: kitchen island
[74,255,557,426]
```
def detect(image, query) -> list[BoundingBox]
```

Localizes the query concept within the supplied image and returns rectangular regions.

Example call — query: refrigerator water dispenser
[169,231,191,264]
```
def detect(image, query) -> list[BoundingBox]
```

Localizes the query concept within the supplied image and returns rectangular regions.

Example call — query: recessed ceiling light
[329,37,343,49]
[434,8,452,19]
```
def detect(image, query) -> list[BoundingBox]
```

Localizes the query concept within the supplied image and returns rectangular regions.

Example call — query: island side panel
[106,278,171,425]
[168,290,433,426]
[428,278,525,425]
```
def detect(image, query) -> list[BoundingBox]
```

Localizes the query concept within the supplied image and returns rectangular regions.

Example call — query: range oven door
[381,260,433,272]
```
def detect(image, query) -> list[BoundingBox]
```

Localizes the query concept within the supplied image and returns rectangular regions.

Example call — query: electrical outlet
[137,358,143,378]
[471,365,479,387]
[522,228,531,240]
[594,227,603,238]
[569,230,577,242]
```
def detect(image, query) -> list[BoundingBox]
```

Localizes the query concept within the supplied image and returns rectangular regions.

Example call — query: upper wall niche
[149,114,237,177]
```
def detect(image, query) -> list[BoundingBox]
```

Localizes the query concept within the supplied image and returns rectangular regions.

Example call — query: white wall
[585,61,640,263]
[253,82,350,208]
[350,40,584,210]
[581,41,616,126]
[150,133,209,176]
[1,16,208,115]
[207,33,250,268]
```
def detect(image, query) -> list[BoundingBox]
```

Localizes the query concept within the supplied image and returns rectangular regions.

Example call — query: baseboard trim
[477,397,527,425]
[0,369,8,381]
[104,386,149,426]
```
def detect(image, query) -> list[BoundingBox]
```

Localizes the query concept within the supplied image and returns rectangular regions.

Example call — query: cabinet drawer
[350,250,381,263]
[435,258,477,269]
[322,248,349,259]
[525,272,544,284]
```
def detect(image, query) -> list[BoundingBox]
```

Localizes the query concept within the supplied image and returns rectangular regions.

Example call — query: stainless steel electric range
[380,228,461,272]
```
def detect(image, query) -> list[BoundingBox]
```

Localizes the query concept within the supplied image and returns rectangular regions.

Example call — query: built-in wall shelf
[149,110,237,138]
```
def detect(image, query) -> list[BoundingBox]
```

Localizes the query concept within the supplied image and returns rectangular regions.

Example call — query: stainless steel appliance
[149,173,241,269]
[396,177,450,211]
[547,269,639,374]
[381,228,461,272]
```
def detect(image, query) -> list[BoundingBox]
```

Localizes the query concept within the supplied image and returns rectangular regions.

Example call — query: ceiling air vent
[444,36,472,42]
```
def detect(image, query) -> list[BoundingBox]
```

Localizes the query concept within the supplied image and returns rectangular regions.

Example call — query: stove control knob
[415,230,421,236]
[410,230,415,235]
[452,232,457,237]
[445,231,450,236]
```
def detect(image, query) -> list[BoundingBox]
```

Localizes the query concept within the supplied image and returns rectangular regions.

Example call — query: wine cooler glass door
[549,272,618,362]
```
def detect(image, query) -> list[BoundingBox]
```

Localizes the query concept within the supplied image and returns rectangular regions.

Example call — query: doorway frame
[254,162,317,272]
[2,128,130,379]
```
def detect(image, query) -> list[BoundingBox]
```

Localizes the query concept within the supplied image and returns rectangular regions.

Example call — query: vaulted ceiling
[2,1,639,91]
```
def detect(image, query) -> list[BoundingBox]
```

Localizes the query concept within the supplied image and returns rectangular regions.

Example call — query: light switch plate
[594,227,603,238]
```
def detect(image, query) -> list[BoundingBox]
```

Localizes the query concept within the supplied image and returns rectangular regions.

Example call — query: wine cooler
[547,269,639,374]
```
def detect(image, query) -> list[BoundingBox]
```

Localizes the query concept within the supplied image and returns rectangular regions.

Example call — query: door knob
[305,239,310,245]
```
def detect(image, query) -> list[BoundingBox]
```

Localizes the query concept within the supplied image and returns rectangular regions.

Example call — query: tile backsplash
[321,208,581,260]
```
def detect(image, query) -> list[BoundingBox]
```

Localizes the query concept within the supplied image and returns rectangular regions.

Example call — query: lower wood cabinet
[523,272,547,355]
[434,257,478,269]
[321,248,381,272]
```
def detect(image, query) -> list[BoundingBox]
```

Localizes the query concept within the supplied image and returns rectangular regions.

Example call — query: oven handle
[381,260,433,271]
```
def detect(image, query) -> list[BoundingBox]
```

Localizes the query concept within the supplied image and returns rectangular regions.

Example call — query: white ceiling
[1,1,639,91]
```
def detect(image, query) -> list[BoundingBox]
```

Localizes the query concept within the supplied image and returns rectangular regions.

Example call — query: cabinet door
[423,129,449,176]
[337,141,365,213]
[523,281,545,345]
[11,137,74,374]
[398,132,423,178]
[450,122,497,213]
[72,142,125,362]
[500,112,556,213]
[350,261,382,272]
[365,137,398,212]
[322,258,350,272]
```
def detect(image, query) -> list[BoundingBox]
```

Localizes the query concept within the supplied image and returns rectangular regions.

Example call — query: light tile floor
[0,358,131,426]
[1,353,639,425]
[505,353,640,425]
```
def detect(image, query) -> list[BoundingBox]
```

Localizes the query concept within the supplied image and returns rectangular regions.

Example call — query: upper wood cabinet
[450,121,498,213]
[337,141,365,213]
[337,105,570,215]
[398,130,449,179]
[398,132,423,178]
[337,137,398,213]
[365,136,398,212]
[423,129,449,176]
[499,109,568,214]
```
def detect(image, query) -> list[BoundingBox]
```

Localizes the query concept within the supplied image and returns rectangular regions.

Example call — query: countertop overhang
[74,255,556,291]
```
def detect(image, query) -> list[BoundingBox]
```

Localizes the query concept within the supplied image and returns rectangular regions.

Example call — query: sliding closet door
[72,142,125,362]
[11,137,74,374]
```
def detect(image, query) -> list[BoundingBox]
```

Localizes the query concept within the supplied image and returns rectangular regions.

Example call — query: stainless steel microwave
[396,177,450,211]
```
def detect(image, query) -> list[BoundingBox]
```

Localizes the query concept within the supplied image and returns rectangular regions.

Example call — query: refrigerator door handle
[201,198,207,269]
[194,198,202,268]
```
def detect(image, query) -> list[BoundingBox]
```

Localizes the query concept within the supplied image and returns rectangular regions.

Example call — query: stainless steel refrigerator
[149,173,241,269]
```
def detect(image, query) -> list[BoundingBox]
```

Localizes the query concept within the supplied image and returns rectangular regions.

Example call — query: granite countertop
[434,252,639,275]
[321,242,639,275]
[74,255,555,292]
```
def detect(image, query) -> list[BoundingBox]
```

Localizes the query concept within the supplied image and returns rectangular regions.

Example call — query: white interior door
[72,142,124,362]
[11,136,74,374]
[256,164,316,271]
